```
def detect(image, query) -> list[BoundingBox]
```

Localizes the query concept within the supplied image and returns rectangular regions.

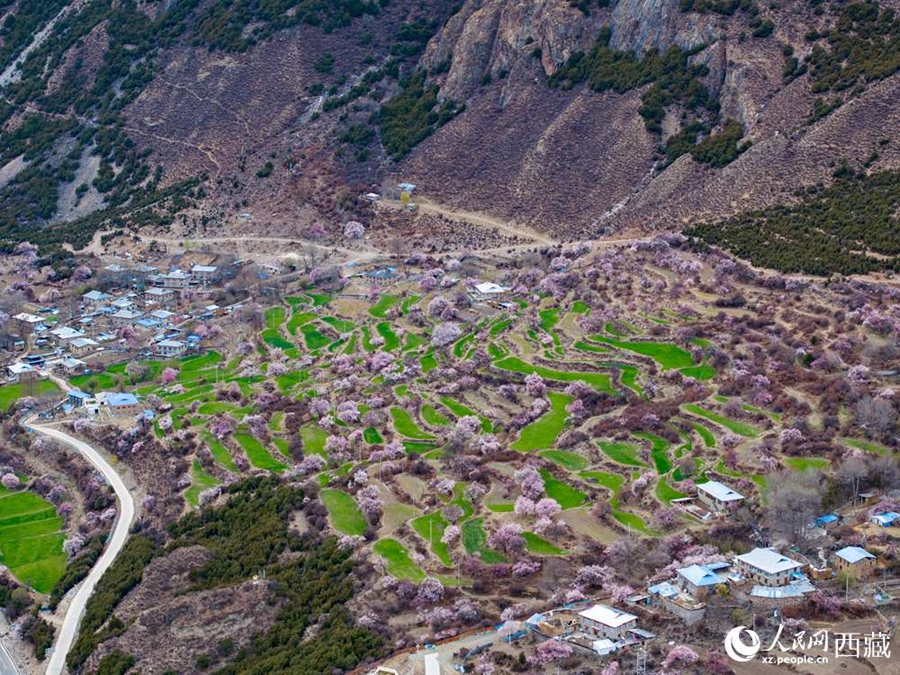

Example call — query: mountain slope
[1,0,900,273]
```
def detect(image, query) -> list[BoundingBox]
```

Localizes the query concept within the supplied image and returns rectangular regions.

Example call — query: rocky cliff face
[422,0,725,103]
[396,0,900,236]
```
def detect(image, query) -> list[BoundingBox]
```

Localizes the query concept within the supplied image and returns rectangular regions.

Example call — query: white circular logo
[724,626,761,662]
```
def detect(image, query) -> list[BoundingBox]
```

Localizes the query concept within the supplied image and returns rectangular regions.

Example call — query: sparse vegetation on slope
[687,169,900,274]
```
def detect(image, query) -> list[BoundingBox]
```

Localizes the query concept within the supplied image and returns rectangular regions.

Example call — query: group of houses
[529,535,885,660]
[64,389,145,419]
[525,479,895,662]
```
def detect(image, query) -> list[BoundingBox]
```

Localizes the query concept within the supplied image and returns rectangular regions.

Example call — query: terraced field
[0,488,66,593]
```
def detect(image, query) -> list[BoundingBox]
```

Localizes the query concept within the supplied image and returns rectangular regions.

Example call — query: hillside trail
[126,233,381,266]
[379,197,557,246]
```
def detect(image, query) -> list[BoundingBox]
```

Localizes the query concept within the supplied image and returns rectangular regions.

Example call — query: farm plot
[0,488,66,593]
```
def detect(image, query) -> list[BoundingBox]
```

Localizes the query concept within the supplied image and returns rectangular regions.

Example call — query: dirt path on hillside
[379,197,557,246]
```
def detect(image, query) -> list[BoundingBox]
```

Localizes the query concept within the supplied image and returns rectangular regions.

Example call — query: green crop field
[592,336,694,370]
[320,489,367,536]
[511,392,572,451]
[539,469,587,508]
[299,323,330,350]
[598,441,647,467]
[184,460,221,507]
[234,432,286,472]
[494,357,613,392]
[287,311,316,335]
[201,432,239,472]
[689,421,716,447]
[580,471,625,494]
[373,539,425,582]
[363,427,383,443]
[461,518,506,563]
[375,322,400,350]
[683,404,759,437]
[390,408,435,439]
[574,340,610,354]
[784,457,831,472]
[522,532,564,555]
[412,512,452,566]
[320,316,355,333]
[369,294,400,318]
[300,425,328,456]
[540,450,588,471]
[633,432,671,473]
[438,397,492,432]
[0,488,66,593]
[421,404,450,426]
[655,477,687,505]
[0,380,59,411]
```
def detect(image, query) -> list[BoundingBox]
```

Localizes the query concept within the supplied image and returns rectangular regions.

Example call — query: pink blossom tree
[664,645,699,670]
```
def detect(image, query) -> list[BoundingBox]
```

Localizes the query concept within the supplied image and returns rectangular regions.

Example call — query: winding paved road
[0,638,19,675]
[27,424,135,675]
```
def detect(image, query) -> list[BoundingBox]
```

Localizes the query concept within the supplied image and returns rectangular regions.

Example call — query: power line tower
[635,647,648,675]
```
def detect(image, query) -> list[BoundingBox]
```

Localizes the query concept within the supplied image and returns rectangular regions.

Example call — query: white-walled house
[578,605,638,640]
[735,548,804,587]
[696,481,745,512]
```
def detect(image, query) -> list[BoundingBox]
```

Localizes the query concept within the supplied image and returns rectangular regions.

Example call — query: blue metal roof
[677,564,725,587]
[648,582,678,597]
[816,514,839,525]
[872,512,900,525]
[106,392,139,406]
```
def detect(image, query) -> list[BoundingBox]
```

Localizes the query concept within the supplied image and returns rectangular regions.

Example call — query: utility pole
[635,647,647,675]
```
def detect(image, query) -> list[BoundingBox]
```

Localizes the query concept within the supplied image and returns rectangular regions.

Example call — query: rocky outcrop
[609,0,721,53]
[422,0,727,103]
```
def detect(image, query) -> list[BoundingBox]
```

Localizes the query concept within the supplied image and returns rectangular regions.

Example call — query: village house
[69,337,99,356]
[83,290,112,308]
[155,339,187,358]
[814,513,840,530]
[645,581,708,625]
[834,546,877,576]
[111,309,143,327]
[676,564,726,599]
[47,356,87,376]
[160,270,192,289]
[578,605,638,640]
[696,481,745,513]
[14,312,45,334]
[6,362,38,382]
[149,309,175,326]
[89,392,141,417]
[359,267,398,285]
[473,282,510,298]
[143,286,177,309]
[871,512,900,527]
[135,317,162,331]
[111,296,137,311]
[191,264,218,286]
[734,548,804,587]
[50,326,85,345]
[67,389,91,409]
